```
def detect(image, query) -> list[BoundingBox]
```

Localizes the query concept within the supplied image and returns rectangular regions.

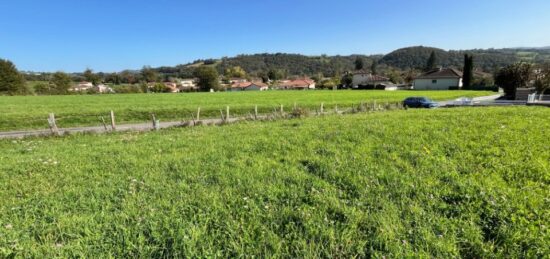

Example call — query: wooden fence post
[254,105,258,120]
[151,114,159,131]
[197,107,201,121]
[191,114,196,126]
[280,104,284,114]
[110,110,116,131]
[100,116,108,131]
[226,106,230,120]
[320,103,324,114]
[48,113,59,136]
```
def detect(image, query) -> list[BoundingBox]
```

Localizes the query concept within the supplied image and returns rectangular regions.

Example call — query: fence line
[1,101,406,136]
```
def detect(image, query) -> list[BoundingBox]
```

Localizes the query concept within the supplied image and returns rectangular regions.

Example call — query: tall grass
[0,106,547,257]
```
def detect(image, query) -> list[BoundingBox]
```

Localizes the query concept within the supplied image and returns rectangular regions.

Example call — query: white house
[70,81,94,92]
[93,84,114,93]
[275,79,316,90]
[414,68,463,90]
[352,72,391,87]
[230,82,269,91]
[179,78,196,88]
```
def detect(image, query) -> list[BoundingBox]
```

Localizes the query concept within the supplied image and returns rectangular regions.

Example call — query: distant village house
[414,68,463,90]
[352,71,392,89]
[230,81,268,91]
[70,81,94,92]
[275,79,316,90]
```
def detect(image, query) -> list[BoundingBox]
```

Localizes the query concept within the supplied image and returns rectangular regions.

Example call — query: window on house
[432,80,437,84]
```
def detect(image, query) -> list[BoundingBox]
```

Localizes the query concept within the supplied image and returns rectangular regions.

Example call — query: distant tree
[354,57,364,70]
[425,51,437,72]
[404,69,418,84]
[203,59,216,65]
[318,77,339,90]
[194,66,220,91]
[268,69,285,80]
[0,59,30,95]
[49,72,72,94]
[463,54,474,89]
[149,82,171,93]
[495,62,532,99]
[141,66,158,83]
[120,70,137,84]
[105,73,121,85]
[371,60,378,75]
[534,63,550,97]
[340,73,353,87]
[387,69,404,84]
[224,66,247,79]
[33,82,55,95]
[83,68,101,85]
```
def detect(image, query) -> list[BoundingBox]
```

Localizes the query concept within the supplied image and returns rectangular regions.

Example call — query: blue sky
[1,0,549,72]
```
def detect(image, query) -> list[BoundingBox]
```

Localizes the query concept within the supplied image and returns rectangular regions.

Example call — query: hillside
[378,46,527,71]
[150,46,550,79]
[216,53,381,77]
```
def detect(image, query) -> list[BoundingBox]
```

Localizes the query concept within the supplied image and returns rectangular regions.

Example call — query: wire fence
[0,101,406,135]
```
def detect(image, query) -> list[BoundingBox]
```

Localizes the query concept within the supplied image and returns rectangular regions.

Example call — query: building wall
[414,78,462,90]
[352,74,369,86]
[244,85,261,91]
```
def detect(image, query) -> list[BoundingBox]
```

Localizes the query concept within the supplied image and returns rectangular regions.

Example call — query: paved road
[437,94,503,106]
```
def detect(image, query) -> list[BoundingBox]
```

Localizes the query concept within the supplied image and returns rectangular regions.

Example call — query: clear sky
[1,0,549,72]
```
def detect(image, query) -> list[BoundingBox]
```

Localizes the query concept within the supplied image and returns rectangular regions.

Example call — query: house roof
[416,68,463,79]
[278,79,315,88]
[231,81,268,89]
[353,72,390,82]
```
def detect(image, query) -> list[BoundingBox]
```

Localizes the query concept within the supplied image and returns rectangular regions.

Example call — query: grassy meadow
[0,106,548,257]
[0,90,494,131]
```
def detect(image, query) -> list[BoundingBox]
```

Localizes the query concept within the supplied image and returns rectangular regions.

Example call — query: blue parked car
[403,97,439,108]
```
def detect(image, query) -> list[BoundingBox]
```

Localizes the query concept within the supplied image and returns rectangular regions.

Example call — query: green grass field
[0,90,493,131]
[0,106,548,257]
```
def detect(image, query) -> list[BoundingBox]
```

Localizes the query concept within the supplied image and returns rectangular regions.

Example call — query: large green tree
[534,63,550,96]
[50,72,73,94]
[425,51,437,72]
[141,66,158,83]
[0,59,30,95]
[268,69,286,81]
[194,66,220,91]
[495,62,532,99]
[340,73,353,87]
[463,54,474,89]
[224,66,247,79]
[83,68,101,85]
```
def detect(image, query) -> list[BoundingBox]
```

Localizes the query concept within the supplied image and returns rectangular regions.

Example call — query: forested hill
[379,46,550,71]
[153,46,550,79]
[155,53,381,78]
[216,53,381,77]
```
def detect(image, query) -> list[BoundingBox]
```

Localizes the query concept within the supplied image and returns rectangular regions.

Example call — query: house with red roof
[413,68,463,90]
[352,71,391,88]
[275,78,316,90]
[230,81,269,91]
